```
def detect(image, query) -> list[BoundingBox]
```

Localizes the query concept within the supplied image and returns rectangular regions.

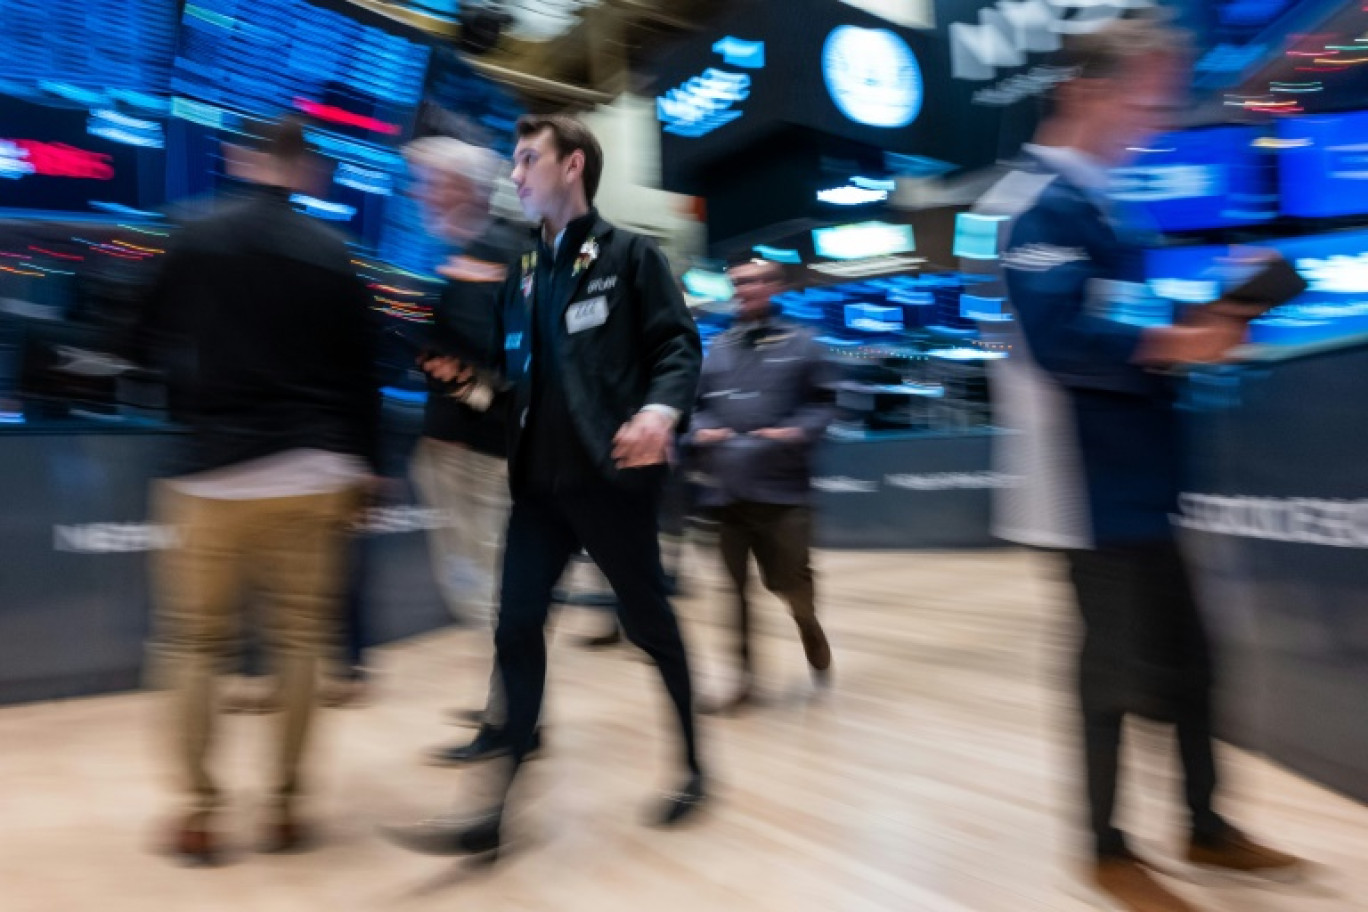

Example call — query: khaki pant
[411,438,511,722]
[716,502,818,673]
[150,484,361,816]
[410,438,510,625]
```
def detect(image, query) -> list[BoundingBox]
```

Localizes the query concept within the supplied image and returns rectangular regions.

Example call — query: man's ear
[564,148,585,184]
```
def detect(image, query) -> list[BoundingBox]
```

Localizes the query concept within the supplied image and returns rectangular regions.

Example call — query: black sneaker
[382,812,502,859]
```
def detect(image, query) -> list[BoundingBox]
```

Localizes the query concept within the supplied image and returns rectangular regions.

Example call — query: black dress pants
[1065,540,1227,859]
[493,477,702,801]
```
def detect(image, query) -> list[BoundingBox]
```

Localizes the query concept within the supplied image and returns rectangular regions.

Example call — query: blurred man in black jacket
[402,137,530,765]
[135,118,379,864]
[387,114,706,859]
[687,260,836,713]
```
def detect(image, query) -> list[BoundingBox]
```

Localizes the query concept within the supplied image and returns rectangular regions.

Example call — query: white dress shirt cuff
[456,382,494,412]
[639,404,681,427]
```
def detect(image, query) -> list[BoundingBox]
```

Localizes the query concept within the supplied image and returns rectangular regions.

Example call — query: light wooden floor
[2,547,1366,912]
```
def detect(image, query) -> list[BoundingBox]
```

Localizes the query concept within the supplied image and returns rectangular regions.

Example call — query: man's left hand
[613,410,674,468]
[437,255,507,284]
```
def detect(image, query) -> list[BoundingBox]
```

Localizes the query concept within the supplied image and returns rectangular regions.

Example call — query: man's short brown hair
[1053,12,1190,82]
[258,115,311,161]
[515,114,604,205]
[729,258,787,286]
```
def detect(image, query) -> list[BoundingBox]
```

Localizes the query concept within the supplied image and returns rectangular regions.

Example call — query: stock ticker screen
[0,95,168,215]
[171,0,432,140]
[0,0,175,215]
[165,0,443,267]
[0,0,178,102]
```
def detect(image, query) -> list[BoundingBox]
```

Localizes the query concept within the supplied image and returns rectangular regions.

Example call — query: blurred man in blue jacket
[987,15,1302,910]
[687,259,836,713]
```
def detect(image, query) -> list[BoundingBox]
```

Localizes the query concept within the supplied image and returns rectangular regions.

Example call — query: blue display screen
[844,303,904,333]
[0,95,167,215]
[1109,126,1276,233]
[415,47,522,157]
[1147,229,1368,344]
[0,0,178,101]
[953,213,1008,261]
[1277,112,1368,219]
[171,0,431,140]
[682,269,734,302]
[164,107,402,251]
[811,221,914,261]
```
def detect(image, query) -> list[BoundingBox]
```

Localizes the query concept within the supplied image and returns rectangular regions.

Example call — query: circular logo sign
[822,25,923,129]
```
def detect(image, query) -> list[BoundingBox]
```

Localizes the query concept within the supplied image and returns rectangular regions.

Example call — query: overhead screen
[0,0,177,216]
[171,0,431,140]
[0,0,178,101]
[1,0,524,277]
[166,0,442,264]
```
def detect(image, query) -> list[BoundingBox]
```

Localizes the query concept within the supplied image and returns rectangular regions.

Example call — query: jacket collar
[540,208,612,266]
[249,183,295,206]
[1020,144,1114,219]
[1021,144,1109,194]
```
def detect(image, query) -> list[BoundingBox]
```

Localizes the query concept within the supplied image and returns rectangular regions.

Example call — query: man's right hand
[1136,319,1247,366]
[418,354,474,385]
[693,428,735,445]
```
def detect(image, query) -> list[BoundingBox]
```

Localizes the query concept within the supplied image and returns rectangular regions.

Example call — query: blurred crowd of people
[131,15,1317,912]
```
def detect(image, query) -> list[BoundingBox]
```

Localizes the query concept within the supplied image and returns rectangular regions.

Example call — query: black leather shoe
[382,813,501,858]
[653,773,707,827]
[428,727,542,766]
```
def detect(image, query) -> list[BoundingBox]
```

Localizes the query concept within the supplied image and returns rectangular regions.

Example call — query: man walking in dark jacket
[386,114,706,858]
[687,259,836,713]
[135,118,379,864]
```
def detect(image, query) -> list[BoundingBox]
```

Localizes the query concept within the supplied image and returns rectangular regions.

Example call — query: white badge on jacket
[566,296,608,334]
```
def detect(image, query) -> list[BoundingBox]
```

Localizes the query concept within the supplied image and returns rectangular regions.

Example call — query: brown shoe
[1091,854,1199,912]
[261,812,312,854]
[168,814,220,867]
[797,620,831,671]
[1186,828,1304,881]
